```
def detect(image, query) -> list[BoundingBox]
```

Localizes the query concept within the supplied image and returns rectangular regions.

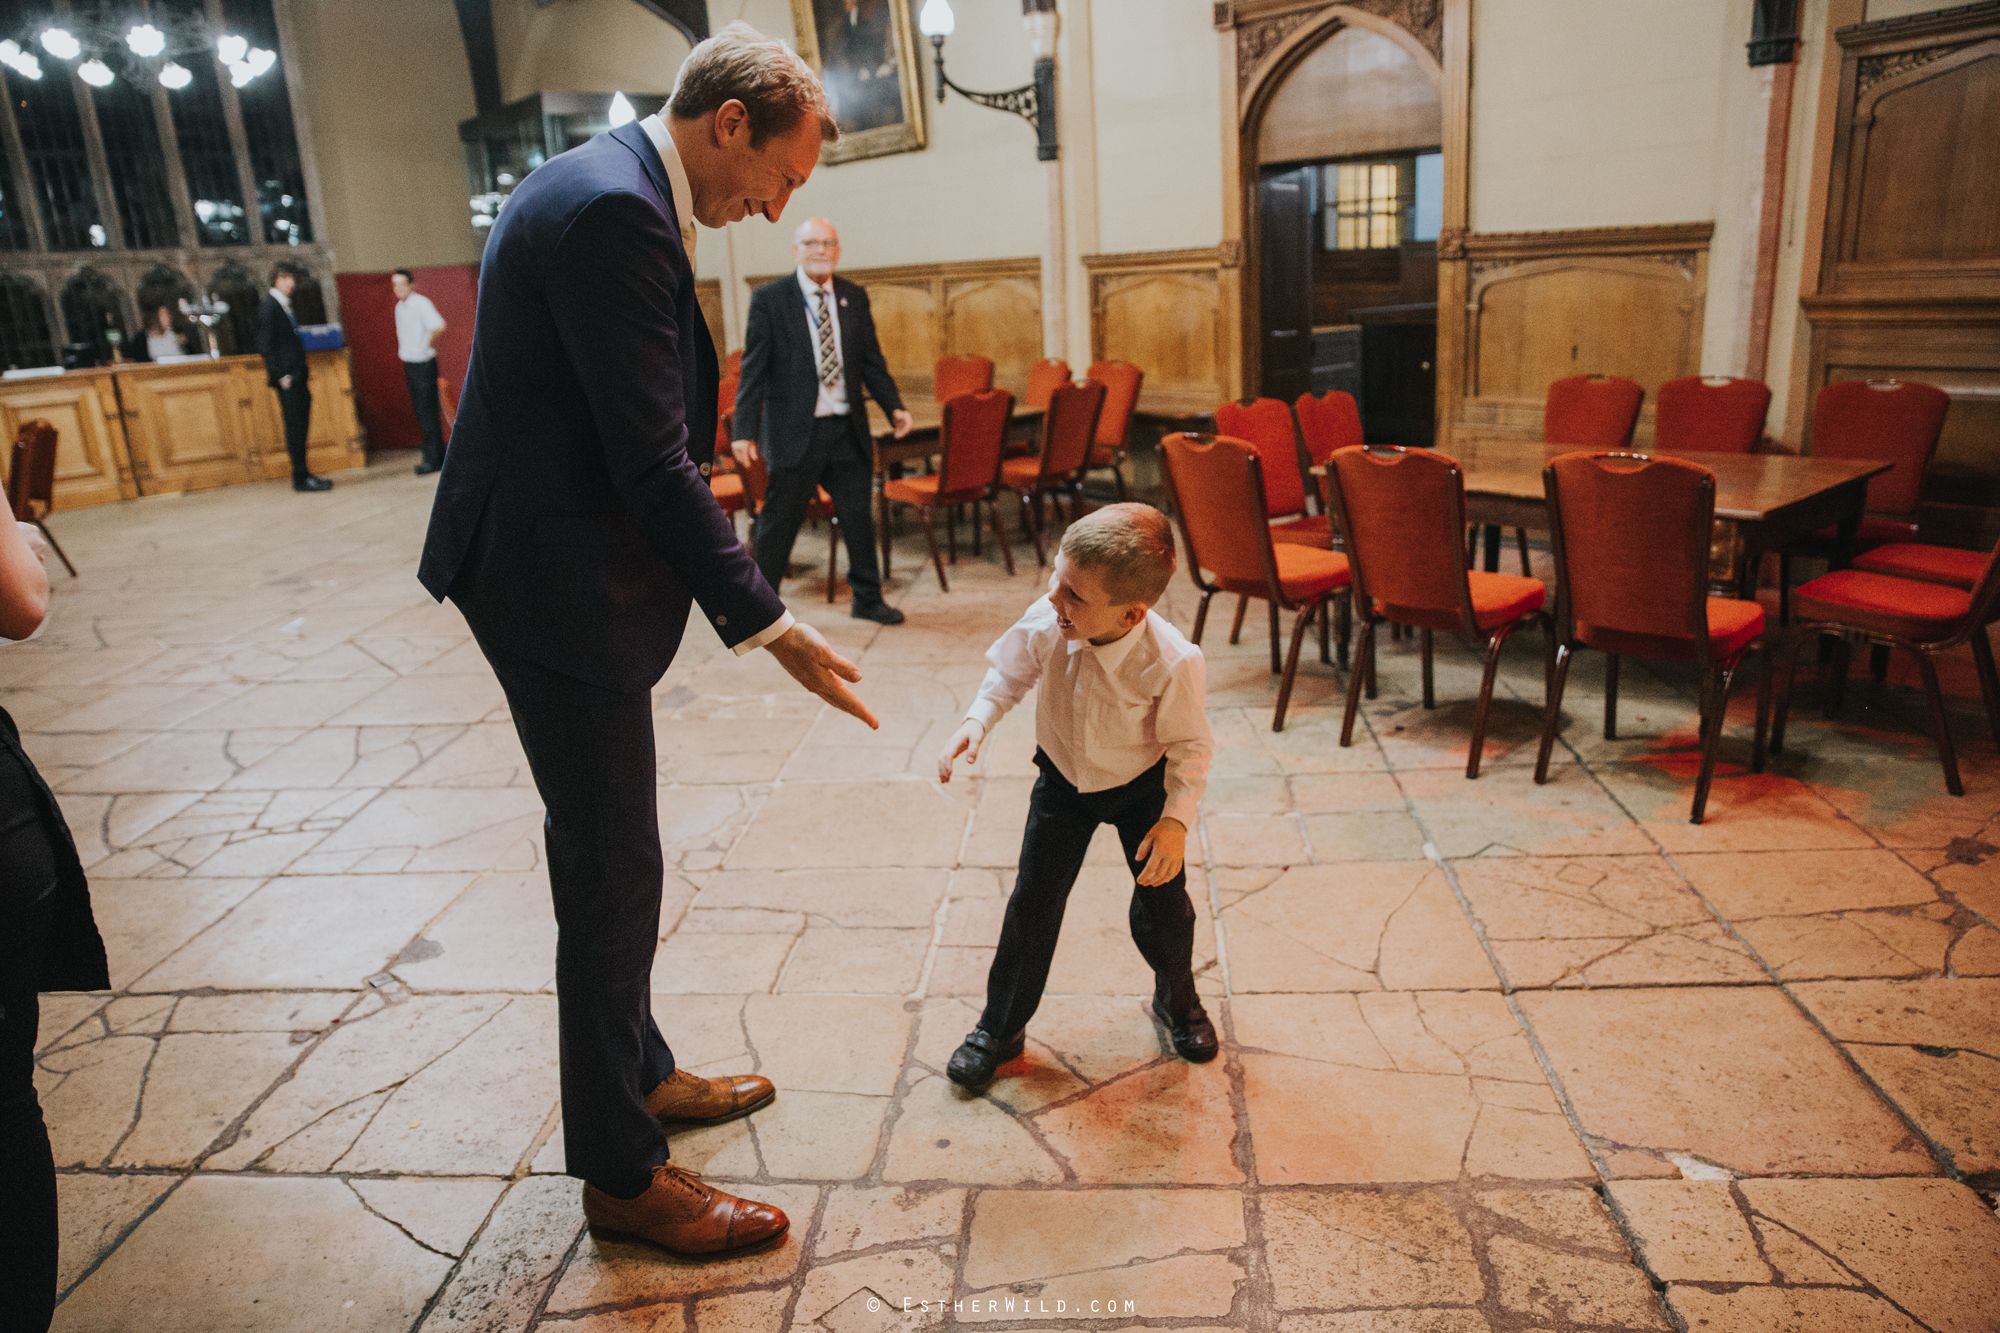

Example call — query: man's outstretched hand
[765,622,879,729]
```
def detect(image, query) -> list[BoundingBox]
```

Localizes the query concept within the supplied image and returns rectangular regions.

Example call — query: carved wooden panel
[694,279,725,357]
[1086,249,1226,417]
[255,351,368,481]
[1451,224,1711,446]
[0,371,132,510]
[119,361,258,494]
[944,276,1041,396]
[864,280,944,395]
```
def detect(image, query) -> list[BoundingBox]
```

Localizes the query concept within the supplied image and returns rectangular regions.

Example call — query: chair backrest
[1036,378,1106,482]
[715,373,738,453]
[438,379,459,437]
[1294,390,1362,467]
[1023,359,1070,411]
[1653,376,1769,454]
[1160,432,1277,590]
[1086,360,1143,448]
[1324,445,1475,633]
[9,420,58,518]
[935,354,995,402]
[1542,451,1715,662]
[1215,398,1308,520]
[726,348,743,378]
[1811,378,1951,518]
[938,388,1015,493]
[1544,375,1644,448]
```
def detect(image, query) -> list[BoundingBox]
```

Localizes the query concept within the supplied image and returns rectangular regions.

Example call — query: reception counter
[0,349,366,510]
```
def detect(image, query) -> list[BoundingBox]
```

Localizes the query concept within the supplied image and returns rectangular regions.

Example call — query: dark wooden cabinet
[1356,306,1436,448]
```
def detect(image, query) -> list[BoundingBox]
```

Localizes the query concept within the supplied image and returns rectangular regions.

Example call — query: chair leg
[1603,652,1620,740]
[971,500,982,556]
[1535,642,1575,783]
[1751,642,1773,774]
[35,519,75,578]
[1229,594,1249,645]
[1318,598,1331,666]
[988,496,1015,576]
[1020,491,1046,566]
[1341,620,1376,746]
[1274,601,1313,732]
[947,504,958,565]
[919,505,948,593]
[1690,660,1737,824]
[1420,628,1435,709]
[1770,629,1808,755]
[1192,590,1214,644]
[1913,650,1964,797]
[1112,463,1127,502]
[1823,633,1850,720]
[1514,527,1532,577]
[1869,641,1890,682]
[878,490,892,582]
[1268,599,1282,675]
[1364,618,1378,700]
[827,514,840,603]
[1467,624,1516,779]
[1778,553,1792,626]
[1971,628,2000,749]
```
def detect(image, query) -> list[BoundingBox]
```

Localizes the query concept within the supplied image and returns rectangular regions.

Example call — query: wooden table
[1445,438,1893,599]
[864,398,1042,473]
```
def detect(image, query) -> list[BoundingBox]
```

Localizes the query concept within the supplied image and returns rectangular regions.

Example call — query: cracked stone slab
[1518,986,1936,1177]
[51,1176,469,1333]
[543,1182,818,1312]
[416,1175,579,1333]
[725,780,968,870]
[55,1172,177,1296]
[1217,862,1497,993]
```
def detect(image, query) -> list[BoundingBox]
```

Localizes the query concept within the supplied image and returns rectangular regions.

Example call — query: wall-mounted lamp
[917,0,1058,162]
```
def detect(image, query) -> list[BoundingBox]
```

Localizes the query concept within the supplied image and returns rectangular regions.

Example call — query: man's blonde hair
[669,21,839,147]
[1059,503,1177,607]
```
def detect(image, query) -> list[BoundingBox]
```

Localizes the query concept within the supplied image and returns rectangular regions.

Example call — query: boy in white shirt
[937,503,1215,1089]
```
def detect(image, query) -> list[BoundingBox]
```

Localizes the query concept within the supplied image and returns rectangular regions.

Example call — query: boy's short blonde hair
[1059,503,1177,607]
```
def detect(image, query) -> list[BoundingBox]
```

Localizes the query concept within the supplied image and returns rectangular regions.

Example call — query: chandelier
[0,7,277,91]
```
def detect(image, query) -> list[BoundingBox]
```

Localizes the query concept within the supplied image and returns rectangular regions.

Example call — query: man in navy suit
[418,24,873,1258]
[732,216,910,624]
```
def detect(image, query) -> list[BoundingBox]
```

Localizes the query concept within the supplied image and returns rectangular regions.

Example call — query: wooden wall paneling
[694,279,726,360]
[0,370,132,510]
[862,278,943,399]
[117,358,260,495]
[1084,248,1225,416]
[943,272,1043,397]
[1451,223,1713,447]
[250,350,370,481]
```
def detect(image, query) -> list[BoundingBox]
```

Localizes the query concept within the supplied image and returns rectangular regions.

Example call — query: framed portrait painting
[790,0,928,164]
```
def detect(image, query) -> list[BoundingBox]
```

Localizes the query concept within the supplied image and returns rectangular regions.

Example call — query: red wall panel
[337,262,479,452]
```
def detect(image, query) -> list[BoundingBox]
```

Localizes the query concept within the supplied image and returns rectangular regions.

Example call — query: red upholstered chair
[1483,374,1646,577]
[1023,359,1069,411]
[1852,542,1992,591]
[1000,378,1104,565]
[1215,399,1327,548]
[438,377,459,442]
[1162,432,1350,731]
[1780,379,1953,621]
[733,448,842,604]
[934,354,995,402]
[1773,537,2000,797]
[1536,452,1771,823]
[1653,376,1770,454]
[726,348,743,378]
[1084,360,1143,500]
[881,389,1015,591]
[7,420,74,577]
[1295,389,1363,473]
[1325,446,1551,778]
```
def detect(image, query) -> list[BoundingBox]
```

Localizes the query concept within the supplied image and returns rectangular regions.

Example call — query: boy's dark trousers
[979,750,1200,1039]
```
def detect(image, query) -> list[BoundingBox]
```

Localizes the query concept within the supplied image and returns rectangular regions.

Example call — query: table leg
[1482,525,1501,573]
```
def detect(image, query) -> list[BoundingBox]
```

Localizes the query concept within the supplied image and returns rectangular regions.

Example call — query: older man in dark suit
[732,216,911,624]
[419,24,874,1258]
[256,261,329,492]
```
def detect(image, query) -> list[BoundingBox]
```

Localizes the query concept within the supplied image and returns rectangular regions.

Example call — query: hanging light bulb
[78,58,113,87]
[246,48,276,78]
[918,0,955,37]
[158,62,192,90]
[608,91,636,127]
[126,23,166,58]
[39,27,80,60]
[216,33,248,65]
[1,43,43,80]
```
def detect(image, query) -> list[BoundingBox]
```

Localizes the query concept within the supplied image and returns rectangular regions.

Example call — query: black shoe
[852,600,905,625]
[414,460,442,476]
[946,1027,1024,1089]
[292,474,333,492]
[1152,988,1219,1064]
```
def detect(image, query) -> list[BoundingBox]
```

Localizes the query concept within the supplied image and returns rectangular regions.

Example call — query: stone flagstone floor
[15,458,2000,1332]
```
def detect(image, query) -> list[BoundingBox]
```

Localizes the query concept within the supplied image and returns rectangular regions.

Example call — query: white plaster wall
[491,0,692,102]
[1089,0,1224,255]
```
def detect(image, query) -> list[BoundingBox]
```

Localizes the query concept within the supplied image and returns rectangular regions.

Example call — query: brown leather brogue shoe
[645,1068,776,1126]
[581,1164,788,1256]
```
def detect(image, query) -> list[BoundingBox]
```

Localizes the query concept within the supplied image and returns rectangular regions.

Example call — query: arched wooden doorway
[1224,2,1467,440]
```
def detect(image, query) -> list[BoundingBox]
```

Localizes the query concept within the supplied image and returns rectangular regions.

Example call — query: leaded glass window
[222,0,309,244]
[90,67,179,249]
[6,63,105,250]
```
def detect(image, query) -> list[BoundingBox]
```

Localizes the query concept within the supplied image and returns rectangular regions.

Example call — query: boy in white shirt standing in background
[392,268,449,476]
[937,503,1216,1089]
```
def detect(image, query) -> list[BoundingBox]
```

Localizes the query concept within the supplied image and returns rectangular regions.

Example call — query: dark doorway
[1257,165,1315,404]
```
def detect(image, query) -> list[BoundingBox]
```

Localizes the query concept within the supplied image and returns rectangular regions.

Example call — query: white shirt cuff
[965,699,1002,732]
[1161,795,1199,834]
[731,610,794,656]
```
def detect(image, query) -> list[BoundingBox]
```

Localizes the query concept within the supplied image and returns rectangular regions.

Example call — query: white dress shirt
[967,596,1213,830]
[394,291,444,363]
[268,286,293,319]
[637,114,793,655]
[796,267,848,417]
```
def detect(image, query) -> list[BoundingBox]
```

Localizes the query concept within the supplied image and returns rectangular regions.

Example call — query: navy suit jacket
[418,121,784,693]
[734,273,903,472]
[256,292,306,388]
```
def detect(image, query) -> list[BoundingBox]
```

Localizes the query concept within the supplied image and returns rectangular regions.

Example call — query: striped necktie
[813,289,840,391]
